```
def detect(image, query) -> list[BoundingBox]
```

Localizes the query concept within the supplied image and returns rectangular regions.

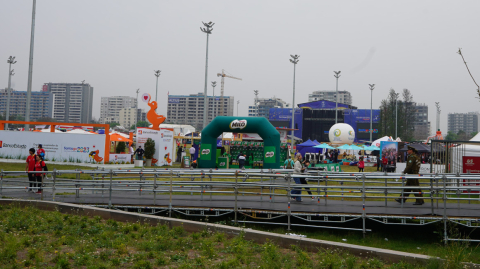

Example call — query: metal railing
[1,168,479,243]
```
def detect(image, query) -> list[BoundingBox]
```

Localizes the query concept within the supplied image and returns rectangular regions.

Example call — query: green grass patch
[0,204,445,268]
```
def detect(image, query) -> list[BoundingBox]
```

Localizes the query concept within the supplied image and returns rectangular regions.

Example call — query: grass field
[0,204,450,269]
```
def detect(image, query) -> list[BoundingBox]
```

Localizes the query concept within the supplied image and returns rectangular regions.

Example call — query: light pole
[154,70,161,102]
[135,88,140,131]
[395,92,399,139]
[334,71,341,124]
[200,21,214,130]
[369,84,375,142]
[211,81,217,121]
[25,0,37,130]
[254,90,259,117]
[236,100,240,116]
[290,54,299,155]
[6,56,17,130]
[435,102,441,132]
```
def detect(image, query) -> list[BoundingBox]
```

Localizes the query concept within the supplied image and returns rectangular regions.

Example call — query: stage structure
[199,116,280,169]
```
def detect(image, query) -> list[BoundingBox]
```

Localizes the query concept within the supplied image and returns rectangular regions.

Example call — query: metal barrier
[1,168,479,243]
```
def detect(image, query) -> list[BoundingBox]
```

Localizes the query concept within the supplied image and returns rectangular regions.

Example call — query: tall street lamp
[154,70,161,102]
[333,71,341,124]
[369,84,375,142]
[394,92,399,139]
[200,21,214,130]
[135,88,140,131]
[236,100,240,116]
[290,54,300,155]
[6,56,17,130]
[211,81,217,121]
[25,0,37,130]
[254,90,259,117]
[435,102,441,132]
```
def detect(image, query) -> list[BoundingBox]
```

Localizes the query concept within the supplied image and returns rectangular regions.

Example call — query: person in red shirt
[34,155,47,194]
[25,148,36,192]
[37,144,45,159]
[381,155,388,172]
[358,157,365,172]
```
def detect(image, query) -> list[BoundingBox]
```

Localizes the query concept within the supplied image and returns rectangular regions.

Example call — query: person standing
[283,155,295,169]
[299,160,314,200]
[189,146,196,161]
[25,148,36,192]
[34,155,47,194]
[129,144,134,163]
[134,146,144,160]
[238,154,246,169]
[376,153,381,171]
[396,146,424,205]
[382,155,388,172]
[358,157,365,172]
[291,153,304,202]
[37,144,45,159]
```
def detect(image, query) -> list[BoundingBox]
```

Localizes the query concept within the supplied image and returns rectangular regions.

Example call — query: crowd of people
[24,144,48,194]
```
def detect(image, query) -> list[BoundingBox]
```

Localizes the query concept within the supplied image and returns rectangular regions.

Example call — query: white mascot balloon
[329,123,355,144]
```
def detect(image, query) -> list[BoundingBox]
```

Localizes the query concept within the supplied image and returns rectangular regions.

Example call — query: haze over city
[1,0,480,133]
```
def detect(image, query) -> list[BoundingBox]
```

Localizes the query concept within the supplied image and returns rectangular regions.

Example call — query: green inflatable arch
[199,116,280,169]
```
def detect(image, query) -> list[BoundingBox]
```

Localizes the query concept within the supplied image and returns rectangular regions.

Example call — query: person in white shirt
[189,146,196,161]
[291,153,305,202]
[129,144,134,163]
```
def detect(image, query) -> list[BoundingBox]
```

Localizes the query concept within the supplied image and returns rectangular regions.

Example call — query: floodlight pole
[254,90,259,117]
[154,70,161,102]
[334,71,341,124]
[290,55,300,155]
[211,81,217,122]
[395,93,399,139]
[200,21,214,130]
[435,102,441,132]
[25,0,37,131]
[135,88,140,132]
[6,56,17,130]
[369,84,375,142]
[236,100,240,116]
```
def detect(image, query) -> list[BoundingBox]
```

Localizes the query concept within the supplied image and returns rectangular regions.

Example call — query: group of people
[284,154,314,202]
[25,144,48,194]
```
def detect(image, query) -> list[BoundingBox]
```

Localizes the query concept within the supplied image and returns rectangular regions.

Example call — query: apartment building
[166,93,234,130]
[0,88,53,121]
[248,97,286,118]
[448,112,480,134]
[413,103,431,140]
[44,83,93,123]
[308,90,352,105]
[100,96,137,124]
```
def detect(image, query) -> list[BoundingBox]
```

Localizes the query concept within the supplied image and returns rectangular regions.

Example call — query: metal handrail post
[400,176,405,208]
[52,169,57,202]
[287,174,291,231]
[430,177,434,215]
[443,175,448,245]
[0,170,3,197]
[324,175,328,205]
[169,170,173,218]
[40,172,44,201]
[75,169,80,198]
[201,170,204,201]
[234,171,238,225]
[108,169,113,209]
[384,176,388,206]
[362,173,366,238]
[153,169,157,205]
[260,169,263,201]
[209,169,212,201]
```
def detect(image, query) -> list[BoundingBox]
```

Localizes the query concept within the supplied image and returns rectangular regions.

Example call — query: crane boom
[217,69,242,116]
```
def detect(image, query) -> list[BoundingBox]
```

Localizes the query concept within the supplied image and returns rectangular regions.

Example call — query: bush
[116,142,126,154]
[144,138,155,159]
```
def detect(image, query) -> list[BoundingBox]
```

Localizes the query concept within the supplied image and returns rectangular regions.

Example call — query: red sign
[462,156,480,193]
[42,85,48,92]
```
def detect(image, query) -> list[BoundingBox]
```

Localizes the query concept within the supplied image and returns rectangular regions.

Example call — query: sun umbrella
[350,144,363,150]
[336,144,353,150]
[109,133,133,143]
[313,143,335,149]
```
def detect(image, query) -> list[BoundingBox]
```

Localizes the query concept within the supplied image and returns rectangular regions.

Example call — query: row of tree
[378,88,416,141]
[445,130,478,141]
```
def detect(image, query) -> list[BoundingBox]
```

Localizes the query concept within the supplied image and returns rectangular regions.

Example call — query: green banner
[200,144,212,161]
[264,146,276,164]
[314,163,341,172]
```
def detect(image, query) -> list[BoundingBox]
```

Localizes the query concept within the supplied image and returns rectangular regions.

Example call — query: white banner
[0,131,106,163]
[396,162,445,174]
[136,128,173,166]
[111,154,130,164]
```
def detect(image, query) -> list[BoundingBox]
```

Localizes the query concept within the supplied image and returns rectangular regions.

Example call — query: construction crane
[217,69,242,116]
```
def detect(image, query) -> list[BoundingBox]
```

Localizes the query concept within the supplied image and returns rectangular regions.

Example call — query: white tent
[371,136,393,147]
[67,129,94,134]
[40,129,63,133]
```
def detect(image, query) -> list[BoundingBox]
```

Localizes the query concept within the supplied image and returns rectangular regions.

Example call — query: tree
[144,138,156,159]
[378,88,416,141]
[116,142,126,153]
[105,122,120,128]
[445,131,458,141]
[457,130,468,141]
[129,121,150,130]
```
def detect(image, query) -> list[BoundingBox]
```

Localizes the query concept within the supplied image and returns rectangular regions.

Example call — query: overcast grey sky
[1,0,479,136]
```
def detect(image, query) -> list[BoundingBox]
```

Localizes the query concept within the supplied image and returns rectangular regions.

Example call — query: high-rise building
[44,83,94,123]
[413,103,431,140]
[308,90,352,105]
[0,88,53,121]
[137,108,146,123]
[248,97,286,118]
[448,112,480,134]
[118,107,137,129]
[99,96,137,124]
[166,93,234,130]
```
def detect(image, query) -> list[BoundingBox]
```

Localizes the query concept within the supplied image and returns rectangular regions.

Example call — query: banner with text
[136,128,174,166]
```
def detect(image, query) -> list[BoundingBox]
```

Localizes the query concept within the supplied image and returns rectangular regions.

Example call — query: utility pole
[290,55,300,155]
[254,90,259,117]
[435,102,441,131]
[154,70,161,102]
[237,100,240,116]
[6,56,17,130]
[135,88,140,131]
[369,84,375,142]
[395,92,399,139]
[200,21,214,130]
[334,71,341,124]
[25,0,37,131]
[211,81,217,122]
